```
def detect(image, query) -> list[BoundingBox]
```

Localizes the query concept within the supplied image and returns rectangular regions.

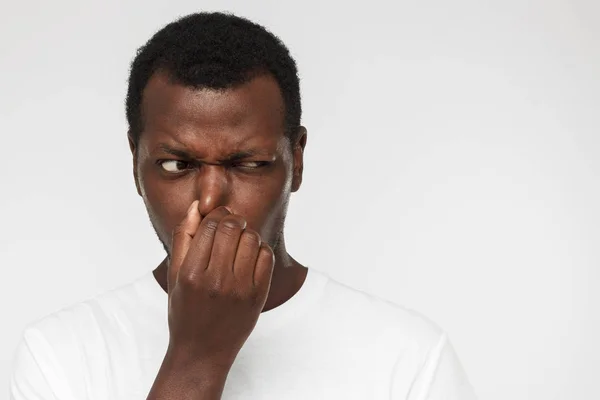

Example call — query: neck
[153,235,308,312]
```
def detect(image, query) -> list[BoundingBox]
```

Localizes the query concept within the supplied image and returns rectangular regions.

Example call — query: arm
[146,349,230,400]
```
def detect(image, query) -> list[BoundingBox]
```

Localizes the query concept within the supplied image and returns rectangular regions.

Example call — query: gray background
[1,0,599,399]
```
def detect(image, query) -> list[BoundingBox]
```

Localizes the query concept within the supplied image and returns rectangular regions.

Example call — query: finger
[232,229,261,286]
[179,206,231,280]
[168,200,201,293]
[253,243,275,293]
[207,215,247,275]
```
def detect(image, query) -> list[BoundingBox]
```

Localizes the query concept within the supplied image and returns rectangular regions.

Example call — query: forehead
[139,71,286,153]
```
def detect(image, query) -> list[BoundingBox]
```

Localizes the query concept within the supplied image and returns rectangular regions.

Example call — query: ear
[127,133,142,197]
[291,126,307,193]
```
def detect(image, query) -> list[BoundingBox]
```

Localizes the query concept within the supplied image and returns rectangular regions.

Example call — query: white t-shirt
[10,268,477,399]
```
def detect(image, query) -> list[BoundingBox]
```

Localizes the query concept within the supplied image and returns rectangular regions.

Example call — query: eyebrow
[156,144,272,163]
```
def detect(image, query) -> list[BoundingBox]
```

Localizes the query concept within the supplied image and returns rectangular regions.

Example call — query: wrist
[164,343,233,378]
[147,347,231,400]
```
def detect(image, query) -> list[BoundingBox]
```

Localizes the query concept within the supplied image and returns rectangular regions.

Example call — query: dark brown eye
[234,161,271,170]
[159,160,190,173]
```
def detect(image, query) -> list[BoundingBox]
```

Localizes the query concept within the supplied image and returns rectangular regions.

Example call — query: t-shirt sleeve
[9,333,57,400]
[399,333,478,400]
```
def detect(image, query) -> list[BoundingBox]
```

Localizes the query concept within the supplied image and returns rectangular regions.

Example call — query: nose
[195,164,230,216]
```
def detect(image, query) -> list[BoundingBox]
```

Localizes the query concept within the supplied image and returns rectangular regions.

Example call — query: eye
[234,161,271,170]
[159,160,191,173]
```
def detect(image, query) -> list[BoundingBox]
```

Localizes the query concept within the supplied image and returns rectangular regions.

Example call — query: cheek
[142,191,184,247]
[138,160,292,243]
[234,173,291,234]
[140,178,194,244]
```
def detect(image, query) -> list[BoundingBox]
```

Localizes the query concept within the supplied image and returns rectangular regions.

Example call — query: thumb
[168,200,201,293]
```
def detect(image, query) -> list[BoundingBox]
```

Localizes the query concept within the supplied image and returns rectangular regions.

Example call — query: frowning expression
[128,71,305,257]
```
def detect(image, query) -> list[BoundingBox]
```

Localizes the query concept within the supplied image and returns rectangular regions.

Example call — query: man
[10,12,477,399]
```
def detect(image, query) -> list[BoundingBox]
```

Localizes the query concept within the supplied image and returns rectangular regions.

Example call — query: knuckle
[218,216,245,235]
[177,272,201,290]
[172,222,187,237]
[206,278,224,299]
[202,218,220,233]
[230,286,247,302]
[206,287,220,299]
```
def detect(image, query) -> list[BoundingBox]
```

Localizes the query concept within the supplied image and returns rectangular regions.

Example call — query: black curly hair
[126,12,302,148]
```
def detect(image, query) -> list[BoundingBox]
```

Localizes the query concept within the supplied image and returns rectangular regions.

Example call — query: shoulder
[19,271,161,352]
[315,269,444,350]
[11,273,162,398]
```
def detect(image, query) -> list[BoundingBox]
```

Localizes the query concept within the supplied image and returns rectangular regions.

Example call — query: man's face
[129,71,305,258]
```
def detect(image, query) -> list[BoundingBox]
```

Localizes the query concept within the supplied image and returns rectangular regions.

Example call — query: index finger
[168,200,201,293]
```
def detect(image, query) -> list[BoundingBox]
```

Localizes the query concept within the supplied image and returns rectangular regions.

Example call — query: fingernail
[187,200,198,215]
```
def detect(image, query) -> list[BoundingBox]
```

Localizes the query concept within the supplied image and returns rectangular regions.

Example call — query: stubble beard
[146,211,286,266]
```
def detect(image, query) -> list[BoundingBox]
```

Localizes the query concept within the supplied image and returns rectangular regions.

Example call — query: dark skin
[128,71,308,398]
